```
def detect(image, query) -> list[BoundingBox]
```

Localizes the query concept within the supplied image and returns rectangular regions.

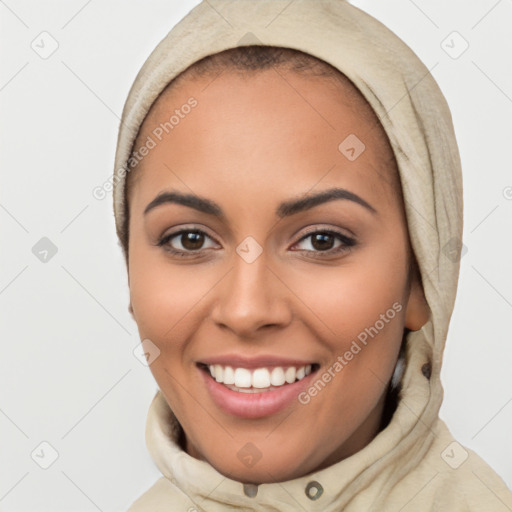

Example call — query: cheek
[128,247,232,377]
[292,254,408,340]
[290,257,407,428]
[128,252,210,405]
[128,244,203,346]
[288,243,409,402]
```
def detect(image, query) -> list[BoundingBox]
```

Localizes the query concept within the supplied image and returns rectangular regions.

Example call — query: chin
[186,431,331,484]
[208,454,313,484]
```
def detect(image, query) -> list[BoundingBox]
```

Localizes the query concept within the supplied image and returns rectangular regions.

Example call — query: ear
[404,265,430,331]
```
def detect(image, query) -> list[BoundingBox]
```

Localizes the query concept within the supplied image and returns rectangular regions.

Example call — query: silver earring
[390,353,405,390]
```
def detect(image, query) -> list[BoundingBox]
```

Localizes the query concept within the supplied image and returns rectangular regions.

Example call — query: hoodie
[111,1,512,510]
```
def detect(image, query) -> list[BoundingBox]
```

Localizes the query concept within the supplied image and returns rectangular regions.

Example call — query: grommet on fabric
[243,483,258,497]
[421,362,432,380]
[305,481,323,500]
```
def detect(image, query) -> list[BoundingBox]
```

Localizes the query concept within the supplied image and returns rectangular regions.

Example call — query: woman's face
[127,67,429,483]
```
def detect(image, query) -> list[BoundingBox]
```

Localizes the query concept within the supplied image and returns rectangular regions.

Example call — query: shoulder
[382,418,512,511]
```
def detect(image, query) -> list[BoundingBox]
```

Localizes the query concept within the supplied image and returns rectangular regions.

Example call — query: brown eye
[181,231,205,250]
[310,233,335,251]
[292,229,356,257]
[157,228,218,256]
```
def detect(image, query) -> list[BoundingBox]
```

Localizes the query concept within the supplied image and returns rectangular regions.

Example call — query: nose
[210,251,292,338]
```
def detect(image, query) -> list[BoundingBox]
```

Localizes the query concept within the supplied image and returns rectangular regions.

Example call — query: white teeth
[206,363,315,390]
[252,368,271,388]
[270,367,285,386]
[214,364,224,382]
[234,368,252,388]
[284,367,296,384]
[223,366,235,385]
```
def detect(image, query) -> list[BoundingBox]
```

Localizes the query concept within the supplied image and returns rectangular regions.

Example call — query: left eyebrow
[143,187,377,218]
[276,187,377,217]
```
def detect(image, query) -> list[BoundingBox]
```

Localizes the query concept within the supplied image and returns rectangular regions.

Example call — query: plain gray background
[1,0,511,510]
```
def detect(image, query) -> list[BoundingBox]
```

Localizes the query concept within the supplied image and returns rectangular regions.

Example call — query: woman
[111,0,512,510]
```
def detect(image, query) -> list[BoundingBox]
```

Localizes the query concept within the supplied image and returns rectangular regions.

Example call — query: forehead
[130,68,399,211]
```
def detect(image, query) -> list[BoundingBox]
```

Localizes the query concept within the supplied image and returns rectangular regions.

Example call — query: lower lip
[199,366,316,419]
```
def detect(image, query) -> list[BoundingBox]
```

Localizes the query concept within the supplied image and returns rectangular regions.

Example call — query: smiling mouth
[197,362,320,393]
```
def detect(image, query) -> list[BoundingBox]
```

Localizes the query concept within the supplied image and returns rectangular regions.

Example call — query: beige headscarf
[112,1,512,510]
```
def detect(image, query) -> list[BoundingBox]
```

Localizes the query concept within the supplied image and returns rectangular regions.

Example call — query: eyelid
[156,225,221,253]
[290,226,356,255]
[294,224,355,240]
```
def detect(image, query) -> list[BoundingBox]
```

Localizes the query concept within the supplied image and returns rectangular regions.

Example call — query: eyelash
[156,227,356,259]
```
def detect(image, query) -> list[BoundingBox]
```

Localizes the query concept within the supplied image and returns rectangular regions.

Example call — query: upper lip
[198,354,317,369]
